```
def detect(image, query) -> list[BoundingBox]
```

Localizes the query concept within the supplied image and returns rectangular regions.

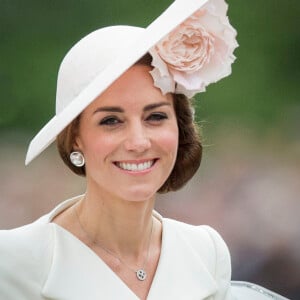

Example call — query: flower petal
[149,0,238,98]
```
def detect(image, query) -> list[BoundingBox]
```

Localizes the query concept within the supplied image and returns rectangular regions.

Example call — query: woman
[0,0,238,299]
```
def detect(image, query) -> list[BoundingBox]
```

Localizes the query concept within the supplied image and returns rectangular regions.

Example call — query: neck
[76,187,156,257]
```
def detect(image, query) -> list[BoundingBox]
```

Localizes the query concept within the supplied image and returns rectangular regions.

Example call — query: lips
[114,159,156,171]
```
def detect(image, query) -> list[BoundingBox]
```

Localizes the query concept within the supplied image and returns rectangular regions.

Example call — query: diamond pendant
[136,269,147,281]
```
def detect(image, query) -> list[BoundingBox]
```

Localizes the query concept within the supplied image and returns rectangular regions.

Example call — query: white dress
[0,196,233,299]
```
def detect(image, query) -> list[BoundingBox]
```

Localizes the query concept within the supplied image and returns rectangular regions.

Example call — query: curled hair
[158,94,202,193]
[56,115,85,176]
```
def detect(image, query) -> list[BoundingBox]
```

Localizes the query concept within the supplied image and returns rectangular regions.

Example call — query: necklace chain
[73,204,153,281]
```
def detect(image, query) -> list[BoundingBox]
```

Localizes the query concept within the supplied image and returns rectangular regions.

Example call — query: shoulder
[163,218,232,299]
[163,217,231,274]
[0,219,54,253]
[163,217,229,253]
[0,221,54,298]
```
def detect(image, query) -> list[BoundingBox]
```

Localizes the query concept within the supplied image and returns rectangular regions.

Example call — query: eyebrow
[93,106,124,114]
[93,101,171,114]
[144,102,171,111]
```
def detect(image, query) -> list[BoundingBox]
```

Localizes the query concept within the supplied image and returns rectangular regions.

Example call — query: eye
[146,112,168,122]
[99,116,122,126]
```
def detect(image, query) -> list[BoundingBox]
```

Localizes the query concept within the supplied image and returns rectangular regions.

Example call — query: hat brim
[25,0,208,165]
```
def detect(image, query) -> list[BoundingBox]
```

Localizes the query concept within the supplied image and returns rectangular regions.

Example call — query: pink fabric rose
[149,0,238,97]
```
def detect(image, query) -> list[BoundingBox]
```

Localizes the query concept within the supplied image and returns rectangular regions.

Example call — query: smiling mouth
[114,160,156,172]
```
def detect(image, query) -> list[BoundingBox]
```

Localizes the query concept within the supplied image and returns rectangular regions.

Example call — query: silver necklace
[73,205,153,281]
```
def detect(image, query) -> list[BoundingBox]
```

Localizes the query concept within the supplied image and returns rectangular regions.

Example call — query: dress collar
[39,196,217,299]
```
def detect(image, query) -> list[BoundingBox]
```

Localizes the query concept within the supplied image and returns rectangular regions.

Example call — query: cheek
[81,132,118,162]
[155,125,179,154]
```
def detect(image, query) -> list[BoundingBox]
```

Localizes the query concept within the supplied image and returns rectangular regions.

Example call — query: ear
[72,135,84,152]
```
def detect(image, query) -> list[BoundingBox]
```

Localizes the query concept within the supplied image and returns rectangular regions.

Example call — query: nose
[123,123,151,153]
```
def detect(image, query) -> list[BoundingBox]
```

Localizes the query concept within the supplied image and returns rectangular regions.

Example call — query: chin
[119,185,158,203]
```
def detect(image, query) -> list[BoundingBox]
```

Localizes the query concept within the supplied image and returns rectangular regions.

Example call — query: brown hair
[56,54,202,192]
[159,94,202,193]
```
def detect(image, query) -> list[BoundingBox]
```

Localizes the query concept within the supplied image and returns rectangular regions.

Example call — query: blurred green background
[0,0,299,138]
[1,0,299,298]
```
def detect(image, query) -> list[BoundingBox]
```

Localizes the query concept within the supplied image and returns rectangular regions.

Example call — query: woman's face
[75,65,178,202]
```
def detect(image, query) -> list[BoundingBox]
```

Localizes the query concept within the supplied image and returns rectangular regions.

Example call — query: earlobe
[70,151,85,167]
[70,136,85,167]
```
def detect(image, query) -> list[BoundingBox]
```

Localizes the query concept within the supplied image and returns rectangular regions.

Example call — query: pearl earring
[70,151,85,167]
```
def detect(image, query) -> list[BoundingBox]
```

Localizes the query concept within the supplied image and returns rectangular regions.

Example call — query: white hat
[25,0,238,165]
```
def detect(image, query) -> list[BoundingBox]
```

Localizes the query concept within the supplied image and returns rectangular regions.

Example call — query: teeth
[117,160,154,171]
